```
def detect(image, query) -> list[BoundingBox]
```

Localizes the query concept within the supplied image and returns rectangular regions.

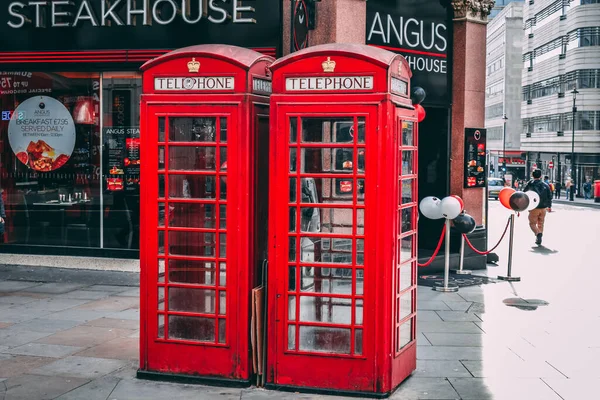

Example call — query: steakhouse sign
[1,0,280,52]
[366,0,450,106]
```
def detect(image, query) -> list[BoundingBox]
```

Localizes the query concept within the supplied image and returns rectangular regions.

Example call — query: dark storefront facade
[0,0,281,257]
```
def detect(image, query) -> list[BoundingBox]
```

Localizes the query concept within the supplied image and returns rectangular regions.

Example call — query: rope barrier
[463,216,512,255]
[418,223,446,267]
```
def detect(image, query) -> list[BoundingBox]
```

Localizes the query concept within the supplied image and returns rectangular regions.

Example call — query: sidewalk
[552,196,600,209]
[2,261,597,400]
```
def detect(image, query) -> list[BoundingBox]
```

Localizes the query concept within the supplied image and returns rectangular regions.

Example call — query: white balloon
[525,190,540,211]
[419,196,444,220]
[440,196,462,219]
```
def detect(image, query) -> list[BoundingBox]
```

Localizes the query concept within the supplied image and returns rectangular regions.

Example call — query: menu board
[464,128,487,188]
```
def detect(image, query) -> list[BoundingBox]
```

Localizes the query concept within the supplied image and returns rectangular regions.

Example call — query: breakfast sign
[7,96,76,172]
[464,128,487,189]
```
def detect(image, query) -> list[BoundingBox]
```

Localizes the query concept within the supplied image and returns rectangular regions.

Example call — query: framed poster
[464,128,487,188]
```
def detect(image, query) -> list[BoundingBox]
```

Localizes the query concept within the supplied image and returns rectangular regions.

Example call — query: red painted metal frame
[139,45,273,382]
[267,44,417,396]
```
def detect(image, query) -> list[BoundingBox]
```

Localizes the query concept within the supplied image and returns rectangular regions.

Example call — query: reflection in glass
[219,291,226,315]
[219,262,227,286]
[158,287,164,310]
[158,259,165,282]
[219,205,227,229]
[402,121,414,146]
[159,174,165,198]
[159,117,165,142]
[301,117,364,144]
[401,207,414,233]
[158,231,164,254]
[169,316,215,342]
[219,233,227,257]
[289,237,297,262]
[400,290,412,320]
[311,208,351,234]
[400,236,413,263]
[299,296,352,324]
[169,147,216,170]
[299,267,353,294]
[169,287,215,313]
[300,237,352,264]
[170,117,216,142]
[357,239,364,265]
[289,117,297,143]
[169,260,217,285]
[168,231,215,256]
[357,209,365,234]
[158,203,165,227]
[355,328,363,355]
[399,319,413,350]
[289,148,297,172]
[219,117,227,142]
[288,295,296,321]
[299,326,351,354]
[159,146,165,169]
[168,175,215,199]
[300,148,357,174]
[218,319,226,344]
[289,178,297,202]
[402,151,414,175]
[158,314,165,338]
[170,203,216,228]
[356,299,363,325]
[401,179,413,204]
[288,325,296,350]
[399,263,412,292]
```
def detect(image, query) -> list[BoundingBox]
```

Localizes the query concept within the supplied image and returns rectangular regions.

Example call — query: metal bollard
[451,233,472,275]
[434,219,459,292]
[498,213,521,282]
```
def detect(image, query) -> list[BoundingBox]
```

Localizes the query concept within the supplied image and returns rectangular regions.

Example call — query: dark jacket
[524,179,553,209]
[0,191,5,235]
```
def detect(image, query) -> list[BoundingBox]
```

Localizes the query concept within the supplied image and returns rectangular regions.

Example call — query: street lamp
[502,114,508,177]
[570,89,578,201]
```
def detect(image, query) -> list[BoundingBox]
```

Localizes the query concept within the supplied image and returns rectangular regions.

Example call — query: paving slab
[2,374,89,400]
[8,318,81,334]
[241,388,347,399]
[24,282,88,294]
[413,360,472,378]
[417,321,483,334]
[388,377,460,400]
[75,337,138,361]
[0,306,50,323]
[0,355,55,378]
[54,376,121,400]
[44,309,114,322]
[110,378,242,400]
[0,328,53,348]
[36,325,136,348]
[0,281,42,293]
[108,308,140,321]
[443,301,474,312]
[117,288,140,297]
[83,317,139,330]
[423,333,485,347]
[0,296,39,306]
[417,332,432,346]
[19,298,92,312]
[30,356,127,379]
[461,359,567,379]
[55,290,114,300]
[85,285,134,292]
[0,323,12,329]
[542,378,600,400]
[435,311,482,322]
[3,343,82,358]
[417,301,452,311]
[417,346,487,361]
[449,377,563,400]
[74,296,139,312]
[416,311,443,322]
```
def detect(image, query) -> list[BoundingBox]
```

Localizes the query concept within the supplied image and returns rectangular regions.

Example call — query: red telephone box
[138,45,273,384]
[267,44,418,397]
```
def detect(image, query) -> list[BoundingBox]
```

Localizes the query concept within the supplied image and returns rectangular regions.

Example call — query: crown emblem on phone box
[322,57,336,73]
[188,58,200,73]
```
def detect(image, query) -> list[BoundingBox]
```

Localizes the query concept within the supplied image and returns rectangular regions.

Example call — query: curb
[552,199,600,209]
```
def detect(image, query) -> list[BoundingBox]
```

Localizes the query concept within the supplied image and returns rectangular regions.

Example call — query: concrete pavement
[1,201,599,399]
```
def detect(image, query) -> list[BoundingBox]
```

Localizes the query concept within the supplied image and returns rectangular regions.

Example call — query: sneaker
[535,233,542,245]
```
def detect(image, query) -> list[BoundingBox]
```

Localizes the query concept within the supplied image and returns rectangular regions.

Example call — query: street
[0,201,599,399]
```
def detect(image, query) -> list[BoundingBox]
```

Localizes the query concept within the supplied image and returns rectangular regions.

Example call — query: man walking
[554,181,562,199]
[524,169,553,245]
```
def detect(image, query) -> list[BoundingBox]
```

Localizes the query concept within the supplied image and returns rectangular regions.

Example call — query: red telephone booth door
[270,104,379,391]
[141,103,242,378]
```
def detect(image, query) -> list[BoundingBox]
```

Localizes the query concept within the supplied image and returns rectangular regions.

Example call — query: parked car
[488,177,505,200]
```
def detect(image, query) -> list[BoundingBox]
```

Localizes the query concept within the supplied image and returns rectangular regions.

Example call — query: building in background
[489,0,525,19]
[485,1,525,182]
[521,0,600,194]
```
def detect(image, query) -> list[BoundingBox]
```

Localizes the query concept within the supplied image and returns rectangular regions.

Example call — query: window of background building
[485,103,504,119]
[0,71,142,251]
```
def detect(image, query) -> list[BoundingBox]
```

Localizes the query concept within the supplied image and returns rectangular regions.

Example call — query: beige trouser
[528,208,547,235]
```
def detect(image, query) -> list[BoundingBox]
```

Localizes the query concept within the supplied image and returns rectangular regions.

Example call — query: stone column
[282,0,367,56]
[447,0,494,224]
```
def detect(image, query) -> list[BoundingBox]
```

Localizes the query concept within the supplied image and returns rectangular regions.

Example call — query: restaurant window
[0,71,142,251]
